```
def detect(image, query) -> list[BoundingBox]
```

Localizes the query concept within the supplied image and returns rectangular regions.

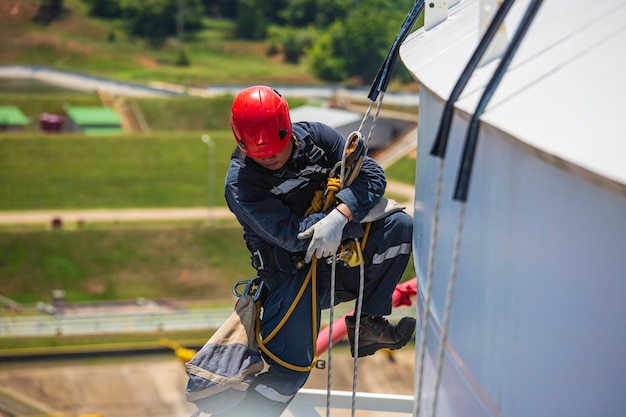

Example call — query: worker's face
[252,141,293,171]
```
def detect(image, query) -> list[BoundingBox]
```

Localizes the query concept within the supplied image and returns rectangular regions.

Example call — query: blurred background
[0,1,420,416]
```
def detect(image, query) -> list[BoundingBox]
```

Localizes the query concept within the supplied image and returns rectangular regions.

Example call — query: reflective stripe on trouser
[317,209,413,316]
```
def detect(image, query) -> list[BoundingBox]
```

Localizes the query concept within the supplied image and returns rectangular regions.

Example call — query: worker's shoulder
[294,120,339,137]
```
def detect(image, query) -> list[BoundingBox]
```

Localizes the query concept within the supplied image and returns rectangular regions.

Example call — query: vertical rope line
[413,157,445,417]
[342,90,383,417]
[357,100,375,134]
[351,253,366,417]
[340,133,353,190]
[364,93,385,154]
[325,255,337,417]
[430,203,466,417]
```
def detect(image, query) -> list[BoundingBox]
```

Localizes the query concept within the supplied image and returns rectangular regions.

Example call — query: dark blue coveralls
[219,121,413,416]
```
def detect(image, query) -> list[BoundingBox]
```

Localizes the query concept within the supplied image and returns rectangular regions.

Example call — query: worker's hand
[298,209,349,263]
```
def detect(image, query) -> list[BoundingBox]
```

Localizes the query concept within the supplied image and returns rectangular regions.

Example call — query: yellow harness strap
[254,142,370,372]
[254,223,371,372]
[255,261,319,372]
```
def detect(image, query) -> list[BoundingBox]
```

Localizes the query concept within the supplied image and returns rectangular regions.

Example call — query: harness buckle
[251,249,265,271]
[232,277,264,301]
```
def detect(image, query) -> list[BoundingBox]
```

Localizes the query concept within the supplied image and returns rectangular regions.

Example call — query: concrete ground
[0,349,415,417]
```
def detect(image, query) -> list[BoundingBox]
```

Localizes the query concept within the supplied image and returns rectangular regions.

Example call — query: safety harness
[233,131,370,372]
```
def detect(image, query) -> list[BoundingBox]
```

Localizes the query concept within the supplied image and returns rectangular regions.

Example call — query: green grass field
[384,155,417,185]
[0,1,319,87]
[0,224,252,304]
[0,132,234,210]
[0,132,414,211]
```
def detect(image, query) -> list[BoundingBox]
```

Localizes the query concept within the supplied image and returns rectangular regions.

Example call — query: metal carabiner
[232,277,264,301]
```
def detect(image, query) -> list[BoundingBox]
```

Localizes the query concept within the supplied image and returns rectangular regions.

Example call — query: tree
[84,0,123,18]
[175,46,192,66]
[278,0,316,27]
[312,0,353,28]
[235,0,267,40]
[200,0,238,18]
[269,26,316,64]
[308,22,348,82]
[120,0,204,48]
[277,0,352,28]
[309,0,416,84]
[33,0,66,24]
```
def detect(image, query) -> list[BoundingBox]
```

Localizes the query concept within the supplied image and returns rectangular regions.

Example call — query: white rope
[326,91,386,417]
[364,92,385,155]
[325,255,337,417]
[346,93,385,416]
[357,99,375,133]
[413,157,445,417]
[351,254,367,417]
[340,132,354,190]
[430,203,466,417]
[356,93,385,155]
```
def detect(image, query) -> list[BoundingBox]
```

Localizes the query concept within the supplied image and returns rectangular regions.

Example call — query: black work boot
[345,315,416,358]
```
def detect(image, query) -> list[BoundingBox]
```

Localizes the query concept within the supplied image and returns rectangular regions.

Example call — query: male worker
[219,85,415,416]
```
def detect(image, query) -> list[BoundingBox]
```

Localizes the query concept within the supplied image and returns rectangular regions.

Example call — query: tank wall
[413,89,626,417]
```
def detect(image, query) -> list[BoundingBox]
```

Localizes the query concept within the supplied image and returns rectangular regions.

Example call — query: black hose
[454,0,544,202]
[368,0,425,101]
[430,0,516,159]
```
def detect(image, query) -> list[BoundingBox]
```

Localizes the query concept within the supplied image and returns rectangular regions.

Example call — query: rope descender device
[331,239,365,268]
[338,131,366,189]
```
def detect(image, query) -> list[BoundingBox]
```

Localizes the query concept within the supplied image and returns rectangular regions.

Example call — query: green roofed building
[65,106,123,135]
[0,106,29,132]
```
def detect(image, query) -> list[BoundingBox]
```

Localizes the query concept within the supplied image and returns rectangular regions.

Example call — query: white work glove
[297,209,349,263]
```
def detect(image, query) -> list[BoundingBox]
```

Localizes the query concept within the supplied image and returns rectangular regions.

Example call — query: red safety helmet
[230,85,293,159]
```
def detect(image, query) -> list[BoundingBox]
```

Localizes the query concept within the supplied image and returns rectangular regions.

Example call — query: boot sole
[350,326,415,358]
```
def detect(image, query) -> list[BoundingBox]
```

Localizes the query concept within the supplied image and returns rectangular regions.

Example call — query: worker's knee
[286,370,310,393]
[377,210,413,244]
[390,210,413,233]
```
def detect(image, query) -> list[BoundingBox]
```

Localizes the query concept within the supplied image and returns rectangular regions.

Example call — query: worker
[218,85,416,416]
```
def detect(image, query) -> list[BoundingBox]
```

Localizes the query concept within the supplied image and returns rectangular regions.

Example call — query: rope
[430,203,466,417]
[331,225,371,417]
[323,177,342,211]
[413,158,444,416]
[255,261,319,372]
[332,77,384,417]
[364,92,385,155]
[325,255,337,417]
[304,177,342,216]
[351,255,366,417]
[355,92,385,157]
[304,190,324,216]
